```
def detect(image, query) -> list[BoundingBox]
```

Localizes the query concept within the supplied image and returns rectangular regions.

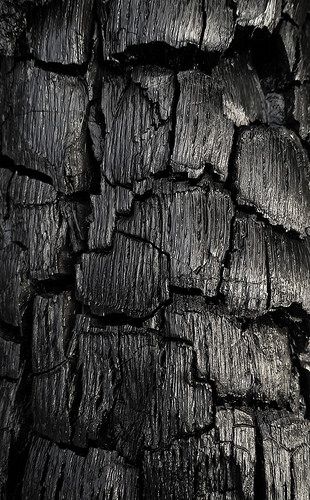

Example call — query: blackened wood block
[22,436,139,500]
[2,61,90,193]
[143,407,255,499]
[296,18,310,82]
[31,363,72,443]
[101,67,173,186]
[235,126,310,235]
[267,229,310,314]
[258,411,310,499]
[221,213,269,316]
[76,233,170,318]
[236,0,282,32]
[0,332,21,379]
[279,19,299,72]
[71,315,212,458]
[212,55,267,126]
[201,0,235,52]
[0,245,31,326]
[88,178,133,250]
[294,83,310,142]
[32,292,74,373]
[100,0,204,57]
[29,0,94,65]
[166,296,299,408]
[118,180,234,295]
[171,70,234,180]
[9,175,70,280]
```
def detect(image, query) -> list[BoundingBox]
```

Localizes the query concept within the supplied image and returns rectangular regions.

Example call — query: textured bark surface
[1,1,310,499]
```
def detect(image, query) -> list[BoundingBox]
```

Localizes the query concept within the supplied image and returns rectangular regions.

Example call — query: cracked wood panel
[1,60,90,193]
[117,179,234,295]
[101,67,174,187]
[235,126,310,235]
[143,407,256,499]
[29,0,95,65]
[22,436,139,500]
[166,296,299,410]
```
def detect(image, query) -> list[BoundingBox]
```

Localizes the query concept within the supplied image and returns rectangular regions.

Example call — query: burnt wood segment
[221,213,269,316]
[0,332,21,380]
[1,61,90,193]
[118,179,234,295]
[235,126,310,235]
[8,175,71,280]
[166,296,299,408]
[77,233,170,318]
[143,407,256,499]
[22,436,139,499]
[283,0,309,26]
[235,0,282,32]
[101,67,174,187]
[258,411,310,498]
[171,70,234,180]
[29,0,95,65]
[294,83,310,142]
[71,315,212,458]
[0,245,31,327]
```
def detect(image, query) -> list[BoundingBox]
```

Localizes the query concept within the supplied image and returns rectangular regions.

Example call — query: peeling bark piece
[31,364,72,443]
[9,175,71,279]
[118,181,234,295]
[258,411,310,499]
[0,245,31,326]
[221,213,269,316]
[101,68,173,186]
[294,84,310,142]
[2,61,90,193]
[236,0,282,32]
[145,342,213,449]
[88,179,133,250]
[236,126,310,235]
[267,229,310,314]
[100,0,203,57]
[0,334,21,379]
[32,292,74,373]
[166,297,298,408]
[22,436,139,500]
[283,0,309,26]
[296,18,310,82]
[143,408,255,499]
[29,0,94,65]
[202,0,235,52]
[77,233,170,318]
[212,55,267,126]
[171,70,234,180]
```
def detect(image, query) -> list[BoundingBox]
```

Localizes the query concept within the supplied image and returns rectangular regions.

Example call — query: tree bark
[1,0,310,498]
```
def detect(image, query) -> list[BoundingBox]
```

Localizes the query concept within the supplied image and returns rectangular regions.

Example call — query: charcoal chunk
[212,55,267,126]
[31,363,72,443]
[9,175,71,279]
[236,0,282,32]
[293,83,310,142]
[267,229,310,314]
[171,70,234,180]
[32,292,75,373]
[235,126,310,235]
[77,233,170,318]
[101,67,173,186]
[221,213,268,316]
[143,407,255,499]
[0,333,21,380]
[166,296,299,408]
[100,0,204,57]
[296,18,310,82]
[29,0,94,65]
[22,436,139,500]
[258,411,310,498]
[0,245,31,326]
[201,0,235,52]
[2,61,90,193]
[118,180,234,295]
